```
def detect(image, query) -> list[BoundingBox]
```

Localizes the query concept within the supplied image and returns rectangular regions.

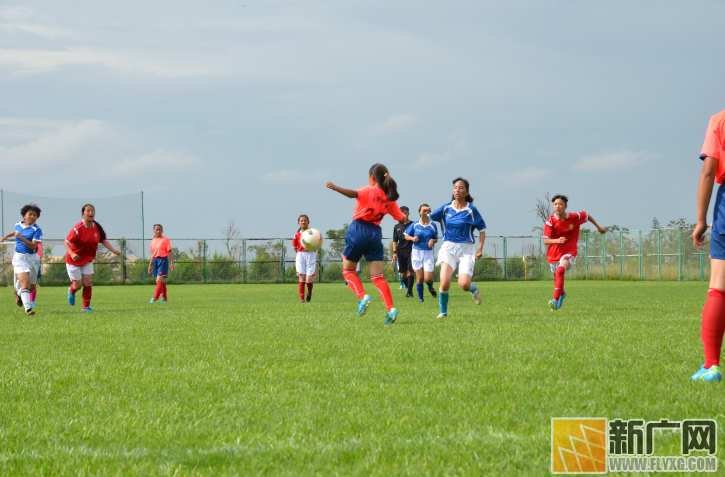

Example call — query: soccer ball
[301,229,323,251]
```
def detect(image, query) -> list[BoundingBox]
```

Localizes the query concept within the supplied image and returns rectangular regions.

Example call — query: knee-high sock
[398,272,405,288]
[154,282,164,300]
[343,269,366,299]
[427,280,435,291]
[702,288,725,368]
[20,288,31,309]
[470,283,477,294]
[298,281,306,301]
[554,266,566,301]
[371,274,394,311]
[69,283,81,295]
[30,289,36,302]
[306,282,313,294]
[406,275,415,292]
[439,289,449,314]
[82,286,92,309]
[416,283,424,300]
[162,282,168,300]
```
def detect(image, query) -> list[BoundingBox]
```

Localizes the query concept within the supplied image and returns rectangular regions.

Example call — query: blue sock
[439,289,449,314]
[470,283,477,293]
[427,281,434,291]
[416,283,424,300]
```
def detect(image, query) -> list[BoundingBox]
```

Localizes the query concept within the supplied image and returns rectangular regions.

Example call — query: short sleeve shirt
[351,186,404,226]
[393,221,414,250]
[543,212,587,263]
[700,110,725,184]
[150,236,172,258]
[404,221,439,250]
[14,222,42,254]
[65,221,105,266]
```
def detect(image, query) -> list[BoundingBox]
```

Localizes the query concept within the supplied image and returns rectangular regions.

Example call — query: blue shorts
[152,257,169,277]
[712,184,725,260]
[343,220,385,263]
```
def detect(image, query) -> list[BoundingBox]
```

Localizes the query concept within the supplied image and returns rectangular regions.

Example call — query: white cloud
[104,149,202,178]
[575,149,660,172]
[260,168,334,184]
[365,114,417,137]
[410,151,452,169]
[497,167,554,187]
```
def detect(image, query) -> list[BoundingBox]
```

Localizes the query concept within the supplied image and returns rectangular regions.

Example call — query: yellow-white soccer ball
[301,229,323,252]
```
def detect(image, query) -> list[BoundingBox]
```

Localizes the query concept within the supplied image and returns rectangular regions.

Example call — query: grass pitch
[0,281,722,476]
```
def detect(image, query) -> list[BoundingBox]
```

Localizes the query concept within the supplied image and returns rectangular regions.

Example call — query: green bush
[473,256,503,280]
[322,262,344,282]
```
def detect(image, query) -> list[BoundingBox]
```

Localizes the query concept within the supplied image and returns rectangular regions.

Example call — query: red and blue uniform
[701,110,725,260]
[343,186,404,262]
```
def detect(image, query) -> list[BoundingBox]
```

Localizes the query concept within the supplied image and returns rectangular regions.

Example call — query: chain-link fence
[0,228,711,286]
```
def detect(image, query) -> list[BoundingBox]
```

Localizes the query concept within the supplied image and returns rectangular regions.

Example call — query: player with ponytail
[64,204,120,311]
[292,214,316,302]
[326,163,406,324]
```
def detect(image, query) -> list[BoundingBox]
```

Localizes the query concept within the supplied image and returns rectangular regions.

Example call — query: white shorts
[67,262,94,281]
[550,255,576,274]
[436,242,476,277]
[296,251,316,277]
[412,249,435,273]
[12,253,40,284]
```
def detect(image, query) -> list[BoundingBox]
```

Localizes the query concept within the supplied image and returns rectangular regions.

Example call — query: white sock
[20,288,31,310]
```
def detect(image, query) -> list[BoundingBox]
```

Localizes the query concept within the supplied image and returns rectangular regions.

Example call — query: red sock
[554,266,566,301]
[298,281,306,301]
[371,273,394,312]
[343,269,366,299]
[70,283,80,295]
[162,282,168,300]
[30,289,37,302]
[154,282,163,300]
[82,286,92,309]
[702,288,725,368]
[307,282,313,294]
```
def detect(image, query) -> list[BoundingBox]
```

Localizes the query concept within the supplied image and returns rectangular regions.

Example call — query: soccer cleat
[14,288,22,307]
[306,293,311,302]
[384,308,399,324]
[357,295,372,316]
[437,313,447,318]
[419,298,424,302]
[149,299,157,303]
[399,285,404,290]
[471,287,482,305]
[549,299,558,311]
[67,287,76,306]
[82,307,93,312]
[429,288,438,298]
[690,365,722,382]
[26,308,35,316]
[557,292,567,310]
[405,293,414,299]
[29,302,36,307]
[160,298,167,302]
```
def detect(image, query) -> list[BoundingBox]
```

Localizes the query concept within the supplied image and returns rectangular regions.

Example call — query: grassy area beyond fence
[0,228,710,286]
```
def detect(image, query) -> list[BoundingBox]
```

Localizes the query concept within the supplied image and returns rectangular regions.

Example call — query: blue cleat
[549,299,558,311]
[68,287,76,306]
[29,302,36,307]
[357,295,372,316]
[558,292,567,310]
[82,307,93,312]
[690,365,722,382]
[160,298,167,302]
[385,308,399,324]
[149,299,157,303]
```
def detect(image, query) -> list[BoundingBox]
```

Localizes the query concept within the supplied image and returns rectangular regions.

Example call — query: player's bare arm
[13,232,39,250]
[0,232,15,242]
[102,240,121,256]
[403,234,419,243]
[326,182,358,198]
[476,231,485,259]
[587,215,606,234]
[693,156,717,249]
[543,237,566,245]
[64,241,80,261]
[428,238,437,249]
[169,253,175,271]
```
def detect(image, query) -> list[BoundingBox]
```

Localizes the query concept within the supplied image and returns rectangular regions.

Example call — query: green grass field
[0,281,723,476]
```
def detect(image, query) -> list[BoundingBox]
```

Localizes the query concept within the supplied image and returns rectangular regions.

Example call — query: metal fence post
[203,239,207,284]
[585,232,589,279]
[620,231,623,279]
[602,234,606,279]
[658,229,661,280]
[638,230,642,280]
[121,241,126,284]
[678,228,682,281]
[242,238,246,284]
[280,238,285,283]
[503,236,507,280]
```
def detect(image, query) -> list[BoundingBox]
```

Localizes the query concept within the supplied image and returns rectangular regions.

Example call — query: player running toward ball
[429,178,486,318]
[542,195,606,311]
[293,215,316,302]
[404,204,439,302]
[0,204,43,316]
[64,204,121,311]
[148,224,174,303]
[326,163,405,324]
[691,109,725,381]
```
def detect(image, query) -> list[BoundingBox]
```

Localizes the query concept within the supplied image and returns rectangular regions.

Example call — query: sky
[1,0,724,240]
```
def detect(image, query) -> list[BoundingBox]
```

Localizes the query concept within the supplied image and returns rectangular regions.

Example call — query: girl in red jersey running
[542,195,605,311]
[64,204,121,311]
[292,214,316,303]
[326,163,405,324]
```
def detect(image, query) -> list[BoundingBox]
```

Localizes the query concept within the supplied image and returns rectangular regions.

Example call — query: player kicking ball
[326,163,406,324]
[148,224,174,303]
[0,204,43,316]
[542,195,605,311]
[691,109,725,381]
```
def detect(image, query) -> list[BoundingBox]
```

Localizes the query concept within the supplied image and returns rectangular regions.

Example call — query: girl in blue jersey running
[429,178,486,318]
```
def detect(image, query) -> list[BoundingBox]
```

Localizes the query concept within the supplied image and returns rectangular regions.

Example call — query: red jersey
[700,109,725,184]
[292,231,310,252]
[65,221,106,266]
[352,186,404,226]
[543,212,587,263]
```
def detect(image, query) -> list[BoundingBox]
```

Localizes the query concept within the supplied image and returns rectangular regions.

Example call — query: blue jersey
[14,222,43,254]
[429,201,486,243]
[404,221,439,250]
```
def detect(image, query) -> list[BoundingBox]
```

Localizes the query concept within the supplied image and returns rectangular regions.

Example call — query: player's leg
[66,264,83,306]
[296,253,306,302]
[557,258,572,309]
[81,273,93,310]
[415,268,425,301]
[693,256,725,381]
[424,251,437,298]
[16,271,33,315]
[438,263,454,317]
[457,249,481,305]
[298,274,307,303]
[368,260,397,324]
[305,253,315,302]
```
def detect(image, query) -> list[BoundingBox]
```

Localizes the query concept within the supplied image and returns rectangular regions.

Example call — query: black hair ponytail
[81,203,107,242]
[369,163,399,202]
[451,177,473,203]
